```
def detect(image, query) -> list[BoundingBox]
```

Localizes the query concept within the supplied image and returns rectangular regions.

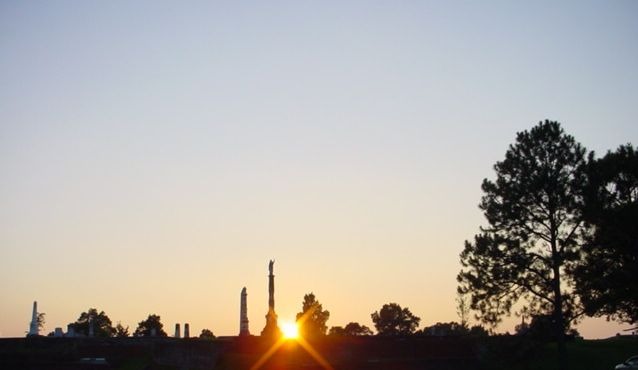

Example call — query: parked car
[616,356,638,370]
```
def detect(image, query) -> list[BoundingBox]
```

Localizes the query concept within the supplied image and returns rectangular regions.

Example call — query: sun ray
[248,331,334,370]
[297,336,335,370]
[250,310,333,370]
[248,337,286,370]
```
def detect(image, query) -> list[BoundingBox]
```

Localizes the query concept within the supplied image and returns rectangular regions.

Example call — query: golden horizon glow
[248,329,334,370]
[281,321,299,339]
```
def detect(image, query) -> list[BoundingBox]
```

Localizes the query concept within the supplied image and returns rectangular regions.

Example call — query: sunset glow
[281,321,299,339]
[0,1,635,341]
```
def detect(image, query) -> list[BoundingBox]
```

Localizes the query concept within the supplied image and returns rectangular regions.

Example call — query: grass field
[496,336,638,370]
[1,335,635,370]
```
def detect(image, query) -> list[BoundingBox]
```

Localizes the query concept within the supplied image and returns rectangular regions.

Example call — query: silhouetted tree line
[58,308,214,339]
[298,294,488,338]
[56,295,485,339]
[514,314,580,340]
[418,321,489,337]
[457,120,637,370]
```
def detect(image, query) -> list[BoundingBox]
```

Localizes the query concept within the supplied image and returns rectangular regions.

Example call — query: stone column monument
[261,260,281,338]
[239,287,250,336]
[28,301,39,336]
[184,323,190,338]
[268,260,275,310]
[174,323,181,338]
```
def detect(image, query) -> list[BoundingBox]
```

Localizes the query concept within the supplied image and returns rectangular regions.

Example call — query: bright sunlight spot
[281,321,299,339]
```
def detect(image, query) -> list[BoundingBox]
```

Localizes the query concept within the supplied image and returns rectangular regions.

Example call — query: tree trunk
[551,236,568,370]
[553,265,568,370]
[550,212,568,370]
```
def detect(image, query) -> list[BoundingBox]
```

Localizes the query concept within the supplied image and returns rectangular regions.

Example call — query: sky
[1,1,636,339]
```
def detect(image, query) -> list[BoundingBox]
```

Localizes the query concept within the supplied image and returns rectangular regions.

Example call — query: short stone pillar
[184,323,190,338]
[67,325,75,338]
[174,323,181,338]
[54,328,64,337]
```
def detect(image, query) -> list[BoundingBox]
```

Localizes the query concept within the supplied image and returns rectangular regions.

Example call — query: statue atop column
[268,260,275,311]
[261,260,281,338]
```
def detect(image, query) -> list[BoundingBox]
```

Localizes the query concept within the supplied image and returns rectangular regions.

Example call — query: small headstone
[67,325,75,337]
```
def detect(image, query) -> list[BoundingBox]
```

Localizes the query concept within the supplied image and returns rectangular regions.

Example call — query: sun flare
[281,321,299,339]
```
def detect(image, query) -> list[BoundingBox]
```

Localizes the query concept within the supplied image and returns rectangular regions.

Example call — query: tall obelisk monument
[29,301,39,336]
[261,260,281,338]
[239,287,250,336]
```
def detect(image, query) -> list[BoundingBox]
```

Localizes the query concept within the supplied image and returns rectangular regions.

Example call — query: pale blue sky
[1,1,636,338]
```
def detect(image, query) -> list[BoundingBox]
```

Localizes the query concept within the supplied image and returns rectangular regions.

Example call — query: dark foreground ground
[0,335,635,370]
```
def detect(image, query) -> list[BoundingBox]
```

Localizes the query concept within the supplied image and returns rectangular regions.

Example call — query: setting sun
[281,321,299,339]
